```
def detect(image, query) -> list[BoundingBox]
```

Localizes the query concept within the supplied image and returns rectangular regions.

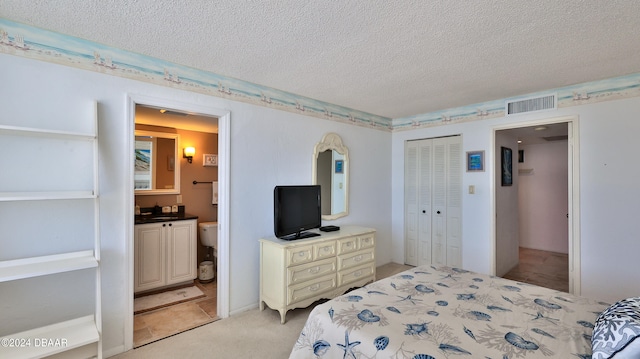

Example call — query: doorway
[125,94,230,351]
[493,116,580,295]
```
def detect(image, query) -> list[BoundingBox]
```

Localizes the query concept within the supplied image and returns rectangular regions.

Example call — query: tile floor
[133,280,218,347]
[502,247,569,292]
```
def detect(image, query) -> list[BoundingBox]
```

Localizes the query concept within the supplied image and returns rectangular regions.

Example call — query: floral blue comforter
[290,265,609,358]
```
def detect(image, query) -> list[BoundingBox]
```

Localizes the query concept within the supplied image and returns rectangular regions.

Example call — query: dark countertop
[134,212,198,225]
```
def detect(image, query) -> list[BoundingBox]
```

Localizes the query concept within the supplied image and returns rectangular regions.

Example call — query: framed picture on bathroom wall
[203,154,218,167]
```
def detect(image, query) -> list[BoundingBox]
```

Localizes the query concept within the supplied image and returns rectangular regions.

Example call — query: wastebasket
[199,261,214,282]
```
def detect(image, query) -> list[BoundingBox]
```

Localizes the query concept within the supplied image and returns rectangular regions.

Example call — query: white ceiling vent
[506,94,557,115]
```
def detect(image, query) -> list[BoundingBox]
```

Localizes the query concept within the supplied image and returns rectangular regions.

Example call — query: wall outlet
[177,195,183,203]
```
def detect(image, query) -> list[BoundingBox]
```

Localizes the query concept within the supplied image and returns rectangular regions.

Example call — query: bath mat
[134,286,205,314]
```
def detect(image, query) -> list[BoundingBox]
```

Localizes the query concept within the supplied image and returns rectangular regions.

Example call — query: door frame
[491,115,580,295]
[124,93,231,350]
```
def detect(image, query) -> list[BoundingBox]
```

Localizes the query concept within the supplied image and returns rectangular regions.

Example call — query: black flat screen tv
[274,185,322,240]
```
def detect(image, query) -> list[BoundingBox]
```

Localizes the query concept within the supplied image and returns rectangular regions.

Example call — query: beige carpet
[134,286,205,314]
[114,263,413,358]
[117,303,313,358]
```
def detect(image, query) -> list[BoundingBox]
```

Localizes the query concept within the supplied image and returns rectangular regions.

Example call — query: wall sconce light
[183,147,196,163]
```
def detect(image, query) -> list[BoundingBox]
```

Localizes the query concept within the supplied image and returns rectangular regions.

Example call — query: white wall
[0,53,393,356]
[6,47,640,356]
[391,97,640,304]
[518,140,569,253]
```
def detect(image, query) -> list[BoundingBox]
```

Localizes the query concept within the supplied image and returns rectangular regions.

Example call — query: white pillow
[592,297,640,359]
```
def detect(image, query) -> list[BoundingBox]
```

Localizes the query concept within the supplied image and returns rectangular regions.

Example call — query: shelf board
[0,315,99,359]
[0,191,96,202]
[0,251,98,282]
[0,124,95,140]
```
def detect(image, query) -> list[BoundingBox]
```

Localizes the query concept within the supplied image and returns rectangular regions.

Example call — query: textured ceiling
[2,1,640,119]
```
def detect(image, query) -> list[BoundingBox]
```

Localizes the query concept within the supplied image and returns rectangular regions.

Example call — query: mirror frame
[134,130,181,195]
[312,133,349,220]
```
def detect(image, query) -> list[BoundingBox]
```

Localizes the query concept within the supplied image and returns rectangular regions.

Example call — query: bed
[289,265,615,359]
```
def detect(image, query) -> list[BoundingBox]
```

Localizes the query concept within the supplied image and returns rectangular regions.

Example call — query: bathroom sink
[135,213,197,225]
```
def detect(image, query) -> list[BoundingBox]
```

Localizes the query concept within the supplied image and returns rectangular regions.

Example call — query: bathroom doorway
[126,94,230,350]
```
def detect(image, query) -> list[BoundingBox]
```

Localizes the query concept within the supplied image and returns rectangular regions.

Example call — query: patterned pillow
[592,297,640,359]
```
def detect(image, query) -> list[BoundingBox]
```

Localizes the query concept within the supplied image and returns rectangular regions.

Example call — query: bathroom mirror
[134,130,181,195]
[312,133,349,220]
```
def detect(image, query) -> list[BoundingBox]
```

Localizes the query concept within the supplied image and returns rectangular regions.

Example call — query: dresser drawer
[288,258,336,286]
[338,248,375,270]
[288,274,336,305]
[286,245,313,267]
[358,233,375,250]
[337,236,358,254]
[338,263,375,287]
[313,241,336,260]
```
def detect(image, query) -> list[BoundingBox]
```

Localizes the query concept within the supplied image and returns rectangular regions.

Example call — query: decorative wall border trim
[0,18,392,131]
[393,74,640,131]
[2,18,640,133]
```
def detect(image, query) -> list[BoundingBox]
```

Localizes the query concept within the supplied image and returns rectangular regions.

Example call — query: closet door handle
[436,211,441,214]
[422,210,426,213]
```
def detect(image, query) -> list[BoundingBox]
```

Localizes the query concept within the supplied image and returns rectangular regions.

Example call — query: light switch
[469,185,475,194]
[177,194,183,203]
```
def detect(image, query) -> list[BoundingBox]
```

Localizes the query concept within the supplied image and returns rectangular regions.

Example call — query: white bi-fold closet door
[405,135,462,267]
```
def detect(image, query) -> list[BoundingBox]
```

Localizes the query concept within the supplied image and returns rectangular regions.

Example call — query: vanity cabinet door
[166,220,197,285]
[134,223,166,293]
[134,219,197,293]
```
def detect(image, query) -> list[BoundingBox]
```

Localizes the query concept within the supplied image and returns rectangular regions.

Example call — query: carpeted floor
[115,300,313,358]
[113,262,413,358]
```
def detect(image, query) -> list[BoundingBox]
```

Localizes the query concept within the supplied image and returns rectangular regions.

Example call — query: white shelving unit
[0,102,102,359]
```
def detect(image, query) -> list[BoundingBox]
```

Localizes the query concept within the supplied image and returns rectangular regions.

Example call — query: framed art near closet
[466,151,484,172]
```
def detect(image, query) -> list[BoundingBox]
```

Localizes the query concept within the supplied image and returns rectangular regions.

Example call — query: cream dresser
[259,226,376,323]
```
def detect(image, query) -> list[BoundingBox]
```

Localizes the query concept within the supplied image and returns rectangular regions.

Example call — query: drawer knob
[309,284,320,292]
[298,252,305,257]
[323,246,330,252]
[309,266,320,274]
[355,270,362,277]
[355,255,363,262]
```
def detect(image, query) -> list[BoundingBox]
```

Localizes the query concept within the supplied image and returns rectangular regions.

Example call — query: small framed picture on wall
[466,151,484,172]
[203,154,218,167]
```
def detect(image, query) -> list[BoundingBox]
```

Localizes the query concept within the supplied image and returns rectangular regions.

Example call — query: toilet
[198,222,218,282]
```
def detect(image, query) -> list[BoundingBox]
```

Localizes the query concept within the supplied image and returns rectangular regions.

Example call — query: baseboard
[229,302,259,317]
[103,344,126,358]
